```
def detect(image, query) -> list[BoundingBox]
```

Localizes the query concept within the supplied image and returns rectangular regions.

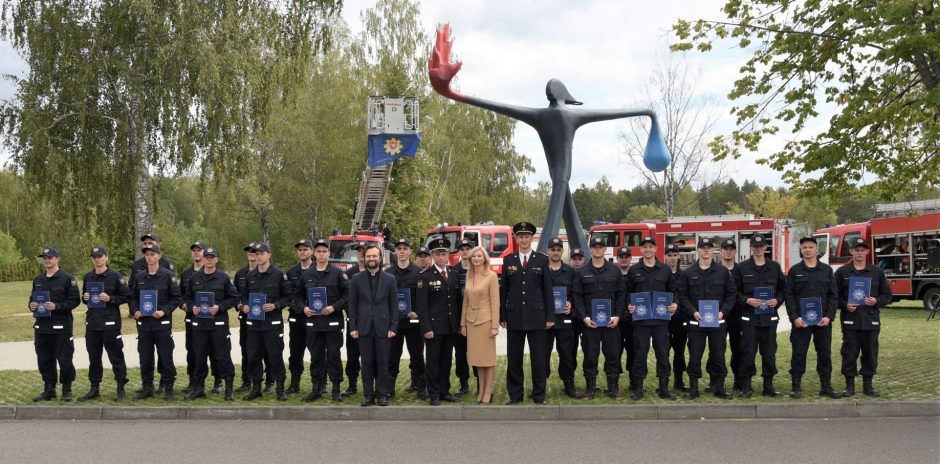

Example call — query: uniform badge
[70,279,77,287]
[417,280,423,288]
[169,263,176,271]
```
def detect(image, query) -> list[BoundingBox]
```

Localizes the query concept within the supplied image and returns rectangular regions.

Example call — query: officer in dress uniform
[500,222,553,405]
[835,238,892,397]
[415,238,462,405]
[285,239,315,394]
[29,247,80,402]
[385,238,428,400]
[130,243,182,401]
[241,242,292,401]
[545,237,580,398]
[78,246,131,401]
[342,241,368,398]
[292,238,349,402]
[664,243,688,392]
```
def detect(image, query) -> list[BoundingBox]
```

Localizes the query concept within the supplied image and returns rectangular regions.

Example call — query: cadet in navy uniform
[451,238,475,396]
[342,241,368,398]
[348,244,399,407]
[129,243,182,400]
[500,222,553,404]
[29,247,80,402]
[664,243,688,392]
[545,237,580,398]
[626,236,679,400]
[835,238,892,397]
[718,238,744,392]
[616,246,638,394]
[677,237,737,399]
[128,233,174,288]
[233,242,268,393]
[574,237,625,400]
[784,237,840,399]
[78,246,131,402]
[241,242,291,401]
[285,239,315,394]
[385,237,428,400]
[292,239,348,402]
[732,235,786,398]
[415,238,462,405]
[180,241,220,396]
[185,246,239,401]
[415,245,431,270]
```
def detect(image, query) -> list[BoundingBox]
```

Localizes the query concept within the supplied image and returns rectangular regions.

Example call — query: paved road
[0,416,934,463]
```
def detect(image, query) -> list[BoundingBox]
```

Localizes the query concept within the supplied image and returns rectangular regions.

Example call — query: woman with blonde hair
[460,245,500,404]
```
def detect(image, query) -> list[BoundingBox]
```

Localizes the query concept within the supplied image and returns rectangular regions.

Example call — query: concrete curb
[5,401,938,421]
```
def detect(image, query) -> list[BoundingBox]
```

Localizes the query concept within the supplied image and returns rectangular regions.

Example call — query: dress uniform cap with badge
[512,222,536,236]
[429,237,451,252]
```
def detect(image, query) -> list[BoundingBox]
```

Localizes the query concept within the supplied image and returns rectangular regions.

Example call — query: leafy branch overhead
[672,0,939,199]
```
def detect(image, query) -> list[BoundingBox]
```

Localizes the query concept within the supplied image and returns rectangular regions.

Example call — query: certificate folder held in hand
[195,292,215,319]
[800,297,823,326]
[308,287,327,315]
[32,290,51,318]
[630,292,652,321]
[553,286,567,315]
[86,282,105,309]
[591,299,612,328]
[247,293,266,321]
[753,287,774,315]
[698,300,720,328]
[139,290,158,317]
[848,276,871,306]
[652,292,673,321]
[396,289,412,316]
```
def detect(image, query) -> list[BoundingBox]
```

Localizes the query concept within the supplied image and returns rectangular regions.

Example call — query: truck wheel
[924,287,940,313]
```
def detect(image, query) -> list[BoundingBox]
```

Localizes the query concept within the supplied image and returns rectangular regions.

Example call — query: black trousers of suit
[389,323,425,384]
[86,329,126,383]
[307,330,344,383]
[247,330,285,383]
[287,317,306,376]
[545,327,576,380]
[841,328,879,378]
[789,324,832,378]
[193,329,235,382]
[186,320,218,381]
[687,327,727,380]
[633,324,671,379]
[425,333,457,400]
[669,319,688,381]
[506,329,547,402]
[740,323,778,378]
[359,330,391,399]
[138,329,175,385]
[35,331,76,385]
[582,326,621,379]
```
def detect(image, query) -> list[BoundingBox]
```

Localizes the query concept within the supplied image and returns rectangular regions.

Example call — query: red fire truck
[424,223,515,273]
[813,199,940,310]
[327,233,385,271]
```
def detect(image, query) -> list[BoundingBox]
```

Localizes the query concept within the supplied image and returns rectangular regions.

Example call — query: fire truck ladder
[873,199,940,218]
[351,164,392,234]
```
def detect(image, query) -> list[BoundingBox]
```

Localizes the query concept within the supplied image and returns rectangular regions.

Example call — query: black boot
[790,376,802,399]
[657,377,676,400]
[740,378,753,399]
[457,378,470,396]
[628,375,638,393]
[224,377,234,401]
[606,376,623,400]
[732,375,741,392]
[630,377,644,401]
[212,377,223,394]
[563,378,579,398]
[32,382,57,402]
[416,378,429,401]
[686,377,700,399]
[762,376,781,397]
[713,377,733,400]
[78,382,100,402]
[331,382,343,402]
[819,376,840,399]
[183,380,193,396]
[862,376,880,397]
[704,377,716,394]
[235,377,251,393]
[134,383,154,400]
[286,374,301,394]
[276,379,287,401]
[303,380,323,402]
[842,376,856,398]
[185,381,206,401]
[673,375,688,393]
[341,377,358,398]
[115,379,128,401]
[583,377,596,400]
[317,378,328,395]
[264,380,276,393]
[243,381,262,401]
[60,382,73,402]
[164,380,176,401]
[405,378,418,393]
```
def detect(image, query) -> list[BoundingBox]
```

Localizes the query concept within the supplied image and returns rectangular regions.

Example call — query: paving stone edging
[1,401,937,421]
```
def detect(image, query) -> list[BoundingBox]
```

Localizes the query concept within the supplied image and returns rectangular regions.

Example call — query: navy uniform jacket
[548,262,579,328]
[292,264,348,332]
[348,269,399,337]
[784,260,839,323]
[415,266,462,335]
[244,265,291,332]
[677,261,737,331]
[82,267,130,331]
[733,258,786,327]
[626,260,674,327]
[386,262,422,329]
[129,256,174,288]
[30,269,80,334]
[499,251,553,331]
[129,267,182,332]
[835,263,892,331]
[188,269,239,331]
[573,260,624,321]
[233,265,253,321]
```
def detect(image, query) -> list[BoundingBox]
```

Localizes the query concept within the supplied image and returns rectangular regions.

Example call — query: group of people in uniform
[27,222,892,405]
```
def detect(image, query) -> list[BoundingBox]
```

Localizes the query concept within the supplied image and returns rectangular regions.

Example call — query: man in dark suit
[348,245,399,406]
[500,221,554,404]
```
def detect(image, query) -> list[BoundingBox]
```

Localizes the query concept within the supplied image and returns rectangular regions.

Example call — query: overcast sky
[1,0,836,191]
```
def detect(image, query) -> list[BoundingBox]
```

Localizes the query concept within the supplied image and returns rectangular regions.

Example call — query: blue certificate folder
[800,297,823,326]
[591,299,612,328]
[847,276,871,306]
[195,292,215,319]
[396,289,412,316]
[753,287,774,315]
[308,287,327,314]
[86,282,105,309]
[630,292,652,321]
[247,293,266,321]
[553,286,567,315]
[139,289,158,317]
[652,292,673,321]
[698,300,720,328]
[31,290,51,318]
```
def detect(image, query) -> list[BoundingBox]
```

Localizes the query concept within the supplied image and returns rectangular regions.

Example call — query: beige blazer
[461,270,500,329]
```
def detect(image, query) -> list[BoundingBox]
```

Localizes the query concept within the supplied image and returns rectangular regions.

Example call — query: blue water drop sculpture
[643,120,671,172]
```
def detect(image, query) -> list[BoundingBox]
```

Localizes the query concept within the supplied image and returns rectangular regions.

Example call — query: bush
[0,262,40,282]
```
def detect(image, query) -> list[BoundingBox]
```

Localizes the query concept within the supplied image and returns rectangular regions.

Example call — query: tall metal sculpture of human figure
[428,24,671,252]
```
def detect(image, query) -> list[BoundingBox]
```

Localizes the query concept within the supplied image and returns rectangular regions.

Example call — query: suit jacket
[415,265,462,335]
[499,251,553,331]
[462,271,500,329]
[348,269,399,337]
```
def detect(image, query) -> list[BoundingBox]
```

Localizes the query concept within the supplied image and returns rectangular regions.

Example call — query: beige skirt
[466,323,496,367]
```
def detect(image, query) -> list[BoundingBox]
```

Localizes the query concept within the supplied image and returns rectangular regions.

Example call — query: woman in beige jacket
[460,246,500,404]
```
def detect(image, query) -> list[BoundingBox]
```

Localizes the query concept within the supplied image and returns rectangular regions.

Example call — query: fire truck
[327,233,385,271]
[813,199,940,310]
[424,223,515,273]
[588,215,810,270]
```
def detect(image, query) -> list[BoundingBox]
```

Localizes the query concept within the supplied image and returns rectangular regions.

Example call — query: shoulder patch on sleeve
[342,273,348,280]
[70,279,77,287]
[120,278,127,285]
[169,263,176,271]
[283,273,288,281]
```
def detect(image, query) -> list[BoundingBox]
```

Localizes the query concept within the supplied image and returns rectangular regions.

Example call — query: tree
[673,1,940,200]
[620,50,727,217]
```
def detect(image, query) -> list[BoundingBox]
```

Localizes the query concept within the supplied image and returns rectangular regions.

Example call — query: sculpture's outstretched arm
[572,108,657,127]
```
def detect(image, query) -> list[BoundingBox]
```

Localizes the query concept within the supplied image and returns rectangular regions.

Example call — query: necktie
[522,254,528,270]
[441,269,448,283]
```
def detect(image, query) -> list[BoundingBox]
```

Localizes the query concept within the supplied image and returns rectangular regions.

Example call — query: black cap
[697,237,714,248]
[416,246,431,256]
[243,242,257,252]
[203,246,219,257]
[313,239,329,249]
[640,236,656,246]
[570,248,584,258]
[720,239,736,249]
[141,243,162,255]
[850,238,869,249]
[799,236,816,245]
[429,238,451,252]
[253,242,272,253]
[456,238,474,249]
[617,246,631,257]
[664,243,679,254]
[190,241,205,251]
[89,246,108,257]
[395,238,413,248]
[512,222,536,235]
[547,237,564,249]
[750,235,768,248]
[38,247,60,258]
[140,233,159,242]
[354,241,368,250]
[294,239,314,249]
